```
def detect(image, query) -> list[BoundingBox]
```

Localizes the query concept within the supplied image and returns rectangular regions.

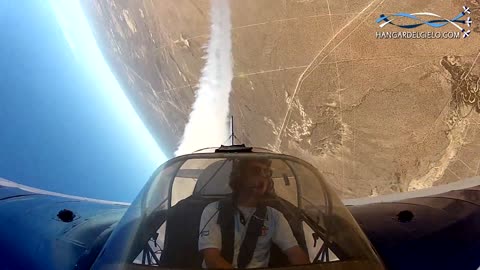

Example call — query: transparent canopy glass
[92,152,384,270]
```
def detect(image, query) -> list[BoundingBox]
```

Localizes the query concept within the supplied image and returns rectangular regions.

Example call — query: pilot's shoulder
[208,200,220,208]
[203,201,220,214]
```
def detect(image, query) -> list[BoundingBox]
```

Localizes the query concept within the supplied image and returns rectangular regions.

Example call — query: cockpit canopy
[92,150,384,270]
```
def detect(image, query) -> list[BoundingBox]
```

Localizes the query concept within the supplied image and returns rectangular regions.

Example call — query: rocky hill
[82,0,480,198]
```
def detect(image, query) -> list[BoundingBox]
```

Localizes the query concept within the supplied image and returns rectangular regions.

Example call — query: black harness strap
[218,199,235,264]
[217,198,267,268]
[237,205,267,268]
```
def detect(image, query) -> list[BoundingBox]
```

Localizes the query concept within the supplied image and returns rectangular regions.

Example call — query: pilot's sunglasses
[248,165,273,178]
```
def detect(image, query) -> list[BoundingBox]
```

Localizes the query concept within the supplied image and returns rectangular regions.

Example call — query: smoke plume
[175,0,233,156]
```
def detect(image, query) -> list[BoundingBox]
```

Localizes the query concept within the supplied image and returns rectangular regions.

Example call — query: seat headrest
[194,160,233,196]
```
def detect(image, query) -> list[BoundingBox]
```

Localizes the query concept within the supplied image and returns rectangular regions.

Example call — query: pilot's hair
[229,158,273,195]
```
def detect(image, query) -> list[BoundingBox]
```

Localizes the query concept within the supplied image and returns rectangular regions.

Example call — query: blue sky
[0,1,167,202]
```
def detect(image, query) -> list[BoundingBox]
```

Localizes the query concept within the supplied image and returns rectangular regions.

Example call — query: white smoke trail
[175,0,233,156]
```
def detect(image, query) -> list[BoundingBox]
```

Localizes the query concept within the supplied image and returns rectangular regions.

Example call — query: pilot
[198,158,310,269]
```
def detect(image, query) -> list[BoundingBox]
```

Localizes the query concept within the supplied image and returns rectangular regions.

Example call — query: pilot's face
[242,161,272,197]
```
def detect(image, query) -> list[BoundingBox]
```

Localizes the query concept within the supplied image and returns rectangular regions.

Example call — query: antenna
[225,115,239,146]
[231,115,234,145]
[216,115,251,152]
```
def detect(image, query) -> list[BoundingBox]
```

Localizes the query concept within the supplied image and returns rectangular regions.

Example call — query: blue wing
[0,178,129,270]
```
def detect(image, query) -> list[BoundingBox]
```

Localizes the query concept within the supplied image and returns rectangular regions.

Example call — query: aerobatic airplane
[0,144,479,270]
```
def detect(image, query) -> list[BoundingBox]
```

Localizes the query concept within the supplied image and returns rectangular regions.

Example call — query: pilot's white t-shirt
[198,201,298,268]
